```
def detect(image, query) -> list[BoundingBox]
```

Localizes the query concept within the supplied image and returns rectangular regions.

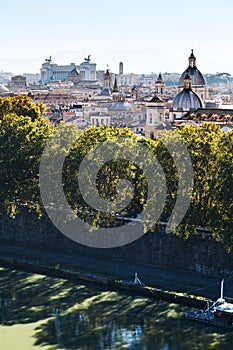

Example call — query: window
[150,132,155,140]
[149,113,153,124]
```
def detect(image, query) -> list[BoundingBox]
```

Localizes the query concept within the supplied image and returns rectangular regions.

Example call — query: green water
[0,267,233,350]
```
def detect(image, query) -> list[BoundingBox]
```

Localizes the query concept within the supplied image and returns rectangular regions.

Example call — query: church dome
[178,50,206,87]
[179,67,206,86]
[108,101,132,111]
[99,87,111,97]
[172,88,203,111]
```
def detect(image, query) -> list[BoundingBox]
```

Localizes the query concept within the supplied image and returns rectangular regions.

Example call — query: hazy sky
[1,0,233,75]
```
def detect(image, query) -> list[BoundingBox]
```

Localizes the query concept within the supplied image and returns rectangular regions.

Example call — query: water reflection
[0,267,233,349]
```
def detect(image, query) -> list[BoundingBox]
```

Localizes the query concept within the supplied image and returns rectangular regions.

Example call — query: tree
[0,95,45,121]
[0,100,232,250]
[0,97,52,216]
[62,125,148,228]
[173,123,233,249]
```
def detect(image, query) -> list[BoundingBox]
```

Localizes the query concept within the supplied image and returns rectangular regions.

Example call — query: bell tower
[104,67,112,89]
[155,72,165,95]
[112,75,119,102]
[119,62,123,75]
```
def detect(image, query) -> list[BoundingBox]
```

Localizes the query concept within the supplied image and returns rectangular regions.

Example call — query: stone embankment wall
[0,212,232,278]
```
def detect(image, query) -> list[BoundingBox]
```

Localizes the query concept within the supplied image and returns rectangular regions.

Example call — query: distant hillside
[205,73,232,86]
[162,72,232,87]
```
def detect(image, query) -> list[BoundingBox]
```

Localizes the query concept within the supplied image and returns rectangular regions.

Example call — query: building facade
[8,75,27,91]
[40,55,97,84]
[145,94,166,139]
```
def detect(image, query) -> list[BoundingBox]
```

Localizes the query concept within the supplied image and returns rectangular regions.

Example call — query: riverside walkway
[0,242,233,300]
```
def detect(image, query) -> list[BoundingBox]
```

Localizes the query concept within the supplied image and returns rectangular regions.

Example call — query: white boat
[185,279,233,329]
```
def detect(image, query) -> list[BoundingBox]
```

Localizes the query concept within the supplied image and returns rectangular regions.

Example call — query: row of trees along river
[0,96,232,249]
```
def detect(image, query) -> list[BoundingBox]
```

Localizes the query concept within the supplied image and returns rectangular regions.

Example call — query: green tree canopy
[0,97,52,216]
[0,95,232,249]
[173,123,233,250]
[0,95,45,121]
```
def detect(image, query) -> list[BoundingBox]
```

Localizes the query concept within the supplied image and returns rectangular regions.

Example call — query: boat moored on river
[185,279,233,329]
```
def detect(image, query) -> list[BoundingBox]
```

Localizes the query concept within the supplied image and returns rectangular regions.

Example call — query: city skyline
[1,0,233,75]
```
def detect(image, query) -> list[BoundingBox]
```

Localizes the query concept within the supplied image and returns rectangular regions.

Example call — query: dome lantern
[183,73,192,89]
[189,49,196,68]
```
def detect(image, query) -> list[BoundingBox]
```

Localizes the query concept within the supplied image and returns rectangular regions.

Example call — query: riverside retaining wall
[0,212,232,278]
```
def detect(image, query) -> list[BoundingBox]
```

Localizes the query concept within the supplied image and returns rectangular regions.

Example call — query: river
[0,267,233,349]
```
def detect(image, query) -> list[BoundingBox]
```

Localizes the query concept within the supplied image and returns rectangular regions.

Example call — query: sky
[0,0,233,75]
